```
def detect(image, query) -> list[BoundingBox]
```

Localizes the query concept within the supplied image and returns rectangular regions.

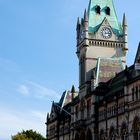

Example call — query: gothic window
[80,99,85,120]
[100,129,105,140]
[118,103,125,114]
[75,105,79,120]
[80,58,85,85]
[105,7,110,15]
[87,99,91,118]
[139,86,140,100]
[80,131,86,140]
[121,122,128,140]
[86,129,92,140]
[75,133,79,140]
[99,109,105,120]
[136,86,139,100]
[132,87,135,101]
[109,126,116,140]
[132,116,140,140]
[95,5,101,14]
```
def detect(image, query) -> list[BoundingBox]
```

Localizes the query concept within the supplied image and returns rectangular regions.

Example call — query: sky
[0,0,140,140]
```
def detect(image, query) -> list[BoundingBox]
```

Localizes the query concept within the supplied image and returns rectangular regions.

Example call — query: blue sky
[0,0,140,139]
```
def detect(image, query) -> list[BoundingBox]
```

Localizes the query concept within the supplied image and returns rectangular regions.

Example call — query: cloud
[17,84,30,96]
[17,81,61,100]
[0,108,46,140]
[0,57,21,73]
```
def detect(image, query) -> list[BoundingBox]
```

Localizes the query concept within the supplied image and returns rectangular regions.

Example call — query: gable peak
[134,42,140,64]
[88,0,122,36]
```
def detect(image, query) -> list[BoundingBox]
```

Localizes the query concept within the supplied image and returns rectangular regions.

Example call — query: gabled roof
[59,90,78,108]
[134,42,140,64]
[88,0,122,36]
[96,64,140,102]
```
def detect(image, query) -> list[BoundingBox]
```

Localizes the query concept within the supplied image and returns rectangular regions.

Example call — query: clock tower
[76,0,128,96]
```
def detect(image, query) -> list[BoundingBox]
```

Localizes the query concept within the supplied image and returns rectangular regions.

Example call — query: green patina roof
[88,0,122,36]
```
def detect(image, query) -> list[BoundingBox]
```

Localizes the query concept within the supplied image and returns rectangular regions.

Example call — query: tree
[12,129,46,140]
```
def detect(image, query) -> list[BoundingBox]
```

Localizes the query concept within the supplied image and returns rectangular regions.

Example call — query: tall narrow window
[132,88,135,101]
[105,7,110,15]
[96,5,101,14]
[80,58,85,85]
[136,86,138,100]
[87,99,91,118]
[75,105,79,120]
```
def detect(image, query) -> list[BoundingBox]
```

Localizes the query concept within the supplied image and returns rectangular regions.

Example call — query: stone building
[46,0,140,140]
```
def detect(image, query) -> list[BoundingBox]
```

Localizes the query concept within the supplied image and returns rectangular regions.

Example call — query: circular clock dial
[101,27,112,39]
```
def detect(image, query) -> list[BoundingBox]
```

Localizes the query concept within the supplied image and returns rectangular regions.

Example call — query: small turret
[76,17,80,45]
[122,13,127,26]
[83,9,89,46]
[76,17,80,31]
[84,9,88,23]
[122,13,128,52]
[71,85,76,93]
[71,85,75,100]
[47,113,50,121]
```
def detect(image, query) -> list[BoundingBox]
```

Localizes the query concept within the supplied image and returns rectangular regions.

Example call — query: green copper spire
[88,0,122,36]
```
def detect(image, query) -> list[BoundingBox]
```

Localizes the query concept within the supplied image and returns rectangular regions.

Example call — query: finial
[71,85,75,93]
[71,85,75,100]
[76,17,80,30]
[84,9,88,22]
[123,13,127,26]
[47,113,49,120]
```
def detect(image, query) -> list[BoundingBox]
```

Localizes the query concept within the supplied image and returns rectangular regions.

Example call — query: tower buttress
[76,17,80,45]
[122,13,128,52]
[83,9,89,46]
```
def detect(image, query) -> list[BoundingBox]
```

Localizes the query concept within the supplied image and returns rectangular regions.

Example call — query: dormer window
[96,5,101,14]
[105,7,110,15]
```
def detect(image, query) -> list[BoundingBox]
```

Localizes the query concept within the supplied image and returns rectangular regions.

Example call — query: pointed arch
[132,116,140,140]
[120,122,128,140]
[99,129,106,140]
[109,125,116,140]
[80,130,86,140]
[86,129,92,140]
[105,7,110,15]
[95,5,101,14]
[75,133,79,140]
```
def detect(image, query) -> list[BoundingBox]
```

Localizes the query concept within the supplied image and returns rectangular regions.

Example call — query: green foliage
[12,129,46,140]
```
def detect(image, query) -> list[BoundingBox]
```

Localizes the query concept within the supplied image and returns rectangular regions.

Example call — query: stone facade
[46,0,140,140]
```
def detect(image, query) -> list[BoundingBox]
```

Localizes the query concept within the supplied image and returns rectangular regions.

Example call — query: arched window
[80,99,85,120]
[80,131,86,140]
[96,5,101,14]
[86,129,92,140]
[109,126,116,140]
[105,7,110,15]
[120,122,128,140]
[132,116,140,140]
[100,129,105,140]
[80,57,85,85]
[75,133,79,140]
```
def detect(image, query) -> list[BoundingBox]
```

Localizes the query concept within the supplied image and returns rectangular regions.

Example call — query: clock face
[101,27,112,39]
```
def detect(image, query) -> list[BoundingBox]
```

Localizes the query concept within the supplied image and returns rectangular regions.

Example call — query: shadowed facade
[46,0,140,140]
